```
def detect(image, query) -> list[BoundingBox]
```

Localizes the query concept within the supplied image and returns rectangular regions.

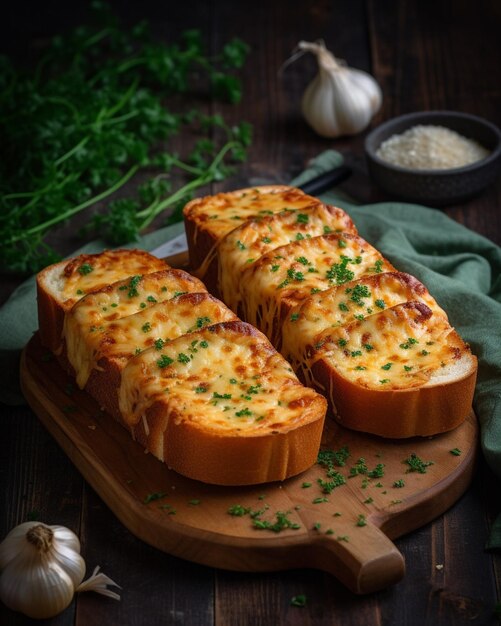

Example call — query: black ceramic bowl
[364,111,501,206]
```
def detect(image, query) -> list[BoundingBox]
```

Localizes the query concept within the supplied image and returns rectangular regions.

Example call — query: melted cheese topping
[54,250,167,307]
[311,301,465,391]
[183,185,320,242]
[118,323,323,452]
[281,272,446,378]
[240,233,394,342]
[217,204,356,312]
[64,271,207,388]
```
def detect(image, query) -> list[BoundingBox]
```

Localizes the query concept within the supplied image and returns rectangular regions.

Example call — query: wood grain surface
[2,1,501,625]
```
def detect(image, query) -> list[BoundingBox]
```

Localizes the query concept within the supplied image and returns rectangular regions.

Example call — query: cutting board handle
[305,512,405,593]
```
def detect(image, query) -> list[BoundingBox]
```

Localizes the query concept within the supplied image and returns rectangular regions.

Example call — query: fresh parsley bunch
[0,1,252,273]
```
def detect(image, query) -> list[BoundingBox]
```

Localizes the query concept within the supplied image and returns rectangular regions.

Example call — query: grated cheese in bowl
[375,125,490,170]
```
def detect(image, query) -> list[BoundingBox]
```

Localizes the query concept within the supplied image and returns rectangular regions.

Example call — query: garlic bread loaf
[118,320,326,485]
[183,185,478,439]
[37,249,168,352]
[37,248,327,485]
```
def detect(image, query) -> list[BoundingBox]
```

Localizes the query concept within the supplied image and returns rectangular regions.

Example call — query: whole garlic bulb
[297,40,382,138]
[0,522,120,619]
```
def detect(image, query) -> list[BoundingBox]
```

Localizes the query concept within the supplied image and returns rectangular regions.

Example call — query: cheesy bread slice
[37,249,168,352]
[63,269,206,388]
[119,321,327,485]
[309,301,477,438]
[216,203,357,313]
[66,291,237,421]
[281,272,447,384]
[240,233,395,346]
[182,185,321,276]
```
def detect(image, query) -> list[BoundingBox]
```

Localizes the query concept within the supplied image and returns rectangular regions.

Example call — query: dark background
[1,1,501,625]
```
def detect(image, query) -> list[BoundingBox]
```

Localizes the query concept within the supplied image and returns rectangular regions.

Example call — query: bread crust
[311,349,477,438]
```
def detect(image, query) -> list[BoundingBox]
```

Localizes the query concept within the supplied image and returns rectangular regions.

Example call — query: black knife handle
[298,164,352,195]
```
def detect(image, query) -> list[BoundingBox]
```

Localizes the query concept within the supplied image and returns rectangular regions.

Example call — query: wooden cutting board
[20,332,477,595]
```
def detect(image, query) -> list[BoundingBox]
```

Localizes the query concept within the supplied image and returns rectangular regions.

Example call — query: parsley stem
[7,164,140,244]
[136,140,238,229]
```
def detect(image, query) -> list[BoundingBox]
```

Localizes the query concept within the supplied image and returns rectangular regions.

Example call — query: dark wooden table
[2,1,501,624]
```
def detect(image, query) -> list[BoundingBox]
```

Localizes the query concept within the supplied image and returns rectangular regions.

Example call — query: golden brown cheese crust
[240,233,395,346]
[309,301,477,437]
[118,321,326,485]
[72,292,238,421]
[37,249,168,352]
[281,272,448,381]
[215,203,357,313]
[183,185,321,280]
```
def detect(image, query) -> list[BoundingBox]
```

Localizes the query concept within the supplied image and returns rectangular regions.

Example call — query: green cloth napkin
[2,151,501,494]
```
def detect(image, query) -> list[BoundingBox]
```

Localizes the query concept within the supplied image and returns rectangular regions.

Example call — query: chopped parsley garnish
[302,482,312,488]
[228,504,250,516]
[370,259,384,273]
[78,262,94,275]
[400,337,419,349]
[213,392,232,400]
[354,365,366,371]
[420,349,430,356]
[347,284,371,304]
[317,473,346,494]
[177,353,190,364]
[196,316,211,328]
[450,448,462,456]
[235,408,252,417]
[338,239,347,248]
[194,385,208,393]
[363,343,373,351]
[351,350,362,357]
[290,312,300,322]
[290,595,307,607]
[296,256,309,265]
[236,240,246,250]
[338,302,349,312]
[287,268,305,282]
[326,256,355,285]
[404,365,413,371]
[381,362,393,370]
[312,497,329,504]
[295,233,304,241]
[296,213,309,224]
[270,264,280,272]
[356,514,367,527]
[157,355,174,368]
[375,299,385,309]
[393,479,405,488]
[404,453,434,474]
[127,275,142,298]
[154,338,165,350]
[147,295,157,303]
[380,378,390,384]
[144,492,167,504]
[262,236,272,244]
[199,340,209,348]
[338,338,347,347]
[141,322,152,333]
